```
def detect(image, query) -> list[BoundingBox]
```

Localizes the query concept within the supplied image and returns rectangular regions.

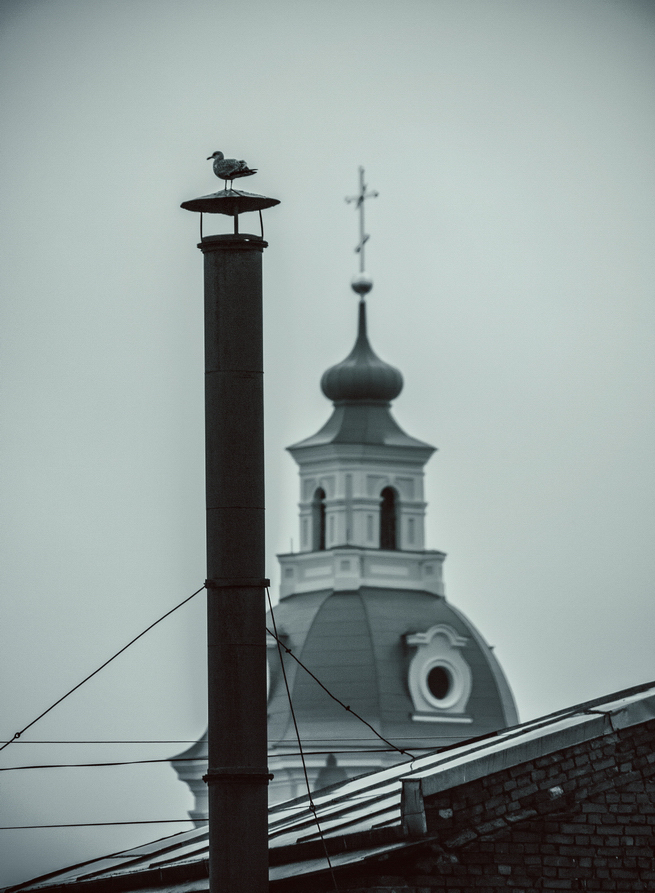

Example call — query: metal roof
[7,680,655,893]
[267,587,518,749]
[287,402,434,452]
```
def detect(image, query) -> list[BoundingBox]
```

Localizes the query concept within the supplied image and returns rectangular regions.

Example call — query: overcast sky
[1,0,654,885]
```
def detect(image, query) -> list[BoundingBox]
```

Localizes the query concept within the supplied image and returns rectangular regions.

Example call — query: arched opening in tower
[380,487,398,550]
[312,488,326,551]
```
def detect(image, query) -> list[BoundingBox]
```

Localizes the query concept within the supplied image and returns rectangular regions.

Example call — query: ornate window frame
[405,624,473,722]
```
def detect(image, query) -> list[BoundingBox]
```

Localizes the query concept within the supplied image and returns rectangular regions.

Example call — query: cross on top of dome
[346,166,378,294]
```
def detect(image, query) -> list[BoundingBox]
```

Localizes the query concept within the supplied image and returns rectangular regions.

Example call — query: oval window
[426,665,451,701]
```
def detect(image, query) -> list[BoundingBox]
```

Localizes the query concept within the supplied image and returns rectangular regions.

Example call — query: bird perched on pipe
[207,150,257,190]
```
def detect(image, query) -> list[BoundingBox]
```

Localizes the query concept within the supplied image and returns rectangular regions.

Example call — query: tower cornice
[278,546,446,599]
[288,439,435,466]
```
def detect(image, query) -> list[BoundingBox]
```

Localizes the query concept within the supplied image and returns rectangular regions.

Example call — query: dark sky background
[1,0,654,885]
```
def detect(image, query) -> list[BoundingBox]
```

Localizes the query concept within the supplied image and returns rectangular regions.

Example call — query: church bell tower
[282,167,442,597]
[280,288,444,600]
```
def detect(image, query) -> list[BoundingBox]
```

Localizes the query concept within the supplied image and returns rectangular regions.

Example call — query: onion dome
[321,299,403,403]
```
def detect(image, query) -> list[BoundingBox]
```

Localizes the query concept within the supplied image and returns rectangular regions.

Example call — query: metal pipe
[199,232,270,893]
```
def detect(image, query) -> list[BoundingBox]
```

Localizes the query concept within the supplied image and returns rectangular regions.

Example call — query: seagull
[207,151,257,191]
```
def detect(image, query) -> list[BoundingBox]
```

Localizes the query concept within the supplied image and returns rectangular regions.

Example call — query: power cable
[0,758,204,771]
[1,740,206,745]
[266,588,339,893]
[265,623,416,761]
[0,820,199,830]
[0,749,407,772]
[2,735,465,745]
[0,585,205,754]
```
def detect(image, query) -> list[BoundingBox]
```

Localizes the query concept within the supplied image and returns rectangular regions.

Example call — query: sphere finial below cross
[351,272,373,295]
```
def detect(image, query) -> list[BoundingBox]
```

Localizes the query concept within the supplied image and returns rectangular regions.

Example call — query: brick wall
[327,719,655,892]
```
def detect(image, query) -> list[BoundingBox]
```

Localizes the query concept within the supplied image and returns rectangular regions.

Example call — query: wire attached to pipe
[266,588,339,893]
[265,623,416,761]
[0,820,199,830]
[0,748,410,772]
[0,585,206,754]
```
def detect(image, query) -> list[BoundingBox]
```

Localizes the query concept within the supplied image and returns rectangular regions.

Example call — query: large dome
[320,300,403,403]
[267,585,518,752]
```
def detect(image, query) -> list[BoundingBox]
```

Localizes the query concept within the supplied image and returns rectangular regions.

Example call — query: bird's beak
[206,155,212,160]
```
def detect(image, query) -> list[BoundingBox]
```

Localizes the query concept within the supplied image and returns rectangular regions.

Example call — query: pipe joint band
[205,578,270,589]
[203,768,274,786]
